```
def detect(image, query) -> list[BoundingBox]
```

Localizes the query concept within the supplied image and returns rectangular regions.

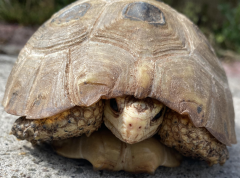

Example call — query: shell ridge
[88,1,111,40]
[149,59,157,97]
[147,59,155,97]
[192,53,228,90]
[179,15,195,54]
[32,32,89,52]
[2,48,30,109]
[67,48,74,105]
[53,49,73,108]
[25,53,47,117]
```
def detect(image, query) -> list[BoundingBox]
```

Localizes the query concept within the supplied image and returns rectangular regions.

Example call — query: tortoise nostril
[129,124,132,127]
[139,126,142,129]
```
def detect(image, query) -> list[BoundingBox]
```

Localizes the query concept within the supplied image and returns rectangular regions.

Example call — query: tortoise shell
[2,0,236,146]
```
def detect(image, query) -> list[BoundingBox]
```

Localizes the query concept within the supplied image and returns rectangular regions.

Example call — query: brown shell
[2,0,236,146]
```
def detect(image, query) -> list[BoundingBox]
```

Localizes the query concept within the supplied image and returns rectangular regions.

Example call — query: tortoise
[2,0,237,174]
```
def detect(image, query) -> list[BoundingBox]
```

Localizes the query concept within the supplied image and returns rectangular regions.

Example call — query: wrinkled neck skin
[104,96,166,144]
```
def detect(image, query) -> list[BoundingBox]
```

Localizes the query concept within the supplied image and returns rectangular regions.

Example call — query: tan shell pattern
[2,0,236,146]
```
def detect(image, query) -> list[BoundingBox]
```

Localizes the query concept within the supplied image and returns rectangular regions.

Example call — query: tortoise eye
[151,108,164,122]
[110,99,119,112]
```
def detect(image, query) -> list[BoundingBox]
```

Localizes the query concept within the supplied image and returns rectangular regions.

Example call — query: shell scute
[51,2,91,24]
[122,2,166,25]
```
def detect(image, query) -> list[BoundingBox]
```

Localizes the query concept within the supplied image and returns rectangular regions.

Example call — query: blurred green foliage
[0,0,75,25]
[0,0,240,53]
[162,0,240,53]
[217,2,240,53]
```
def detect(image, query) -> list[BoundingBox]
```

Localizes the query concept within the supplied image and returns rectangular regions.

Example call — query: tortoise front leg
[158,109,229,166]
[11,100,104,143]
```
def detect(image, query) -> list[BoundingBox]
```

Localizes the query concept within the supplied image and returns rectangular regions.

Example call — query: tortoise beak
[104,111,160,144]
[120,115,152,144]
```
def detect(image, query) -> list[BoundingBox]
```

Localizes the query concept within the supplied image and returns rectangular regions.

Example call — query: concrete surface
[0,54,240,178]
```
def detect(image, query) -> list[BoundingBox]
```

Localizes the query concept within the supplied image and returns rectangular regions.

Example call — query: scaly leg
[158,109,229,166]
[11,100,104,143]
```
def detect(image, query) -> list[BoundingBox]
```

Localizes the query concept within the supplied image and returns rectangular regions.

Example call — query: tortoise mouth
[103,117,158,144]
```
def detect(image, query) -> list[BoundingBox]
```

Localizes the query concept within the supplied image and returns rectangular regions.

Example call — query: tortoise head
[104,96,166,144]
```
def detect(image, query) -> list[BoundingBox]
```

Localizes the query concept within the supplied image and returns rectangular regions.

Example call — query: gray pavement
[0,54,240,178]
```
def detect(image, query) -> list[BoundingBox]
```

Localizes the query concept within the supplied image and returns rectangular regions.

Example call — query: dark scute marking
[32,94,45,107]
[51,3,91,24]
[123,2,166,25]
[151,108,164,122]
[9,91,18,105]
[197,106,202,114]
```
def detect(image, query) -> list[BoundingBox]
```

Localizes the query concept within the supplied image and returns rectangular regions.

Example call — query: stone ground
[0,24,240,178]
